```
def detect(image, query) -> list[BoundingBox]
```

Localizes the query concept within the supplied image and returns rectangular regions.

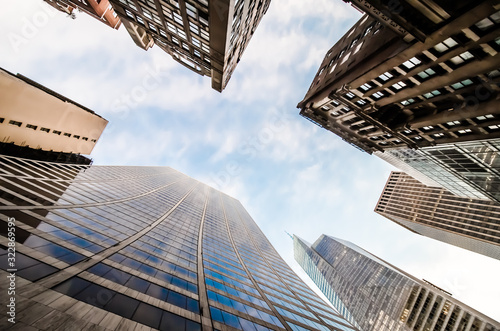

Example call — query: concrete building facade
[375,171,500,260]
[0,68,108,157]
[43,0,122,29]
[0,155,356,331]
[298,1,500,154]
[294,235,500,331]
[108,0,271,91]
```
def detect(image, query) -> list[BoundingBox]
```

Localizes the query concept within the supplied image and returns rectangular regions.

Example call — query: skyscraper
[375,139,500,203]
[0,154,356,330]
[0,67,108,164]
[297,1,500,200]
[108,0,271,92]
[294,235,500,331]
[375,171,500,260]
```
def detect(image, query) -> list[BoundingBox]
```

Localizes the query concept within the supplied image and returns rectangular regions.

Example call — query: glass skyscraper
[0,154,355,331]
[375,139,500,203]
[294,235,500,331]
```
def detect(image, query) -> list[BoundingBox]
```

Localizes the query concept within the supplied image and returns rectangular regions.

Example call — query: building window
[451,79,473,90]
[178,30,187,40]
[446,120,461,126]
[449,51,474,66]
[488,124,500,130]
[26,124,37,130]
[185,2,197,18]
[487,69,500,78]
[73,135,80,139]
[125,9,134,19]
[476,114,494,121]
[433,133,445,138]
[433,38,458,53]
[401,99,416,106]
[474,11,500,32]
[63,133,71,137]
[422,126,434,131]
[136,16,145,25]
[142,8,152,20]
[378,71,393,82]
[356,99,367,105]
[392,81,407,90]
[359,83,373,92]
[371,91,385,99]
[417,68,436,80]
[457,129,472,134]
[345,92,355,99]
[53,130,61,135]
[9,120,22,127]
[40,127,50,133]
[402,57,421,70]
[82,137,89,141]
[423,90,441,99]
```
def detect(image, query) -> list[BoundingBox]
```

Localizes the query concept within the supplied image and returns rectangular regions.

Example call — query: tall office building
[108,0,271,92]
[294,235,500,331]
[0,68,108,164]
[375,171,500,260]
[0,155,356,331]
[297,1,500,199]
[43,0,122,29]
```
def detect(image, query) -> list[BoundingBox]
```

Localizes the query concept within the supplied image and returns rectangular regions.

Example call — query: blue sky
[2,0,500,321]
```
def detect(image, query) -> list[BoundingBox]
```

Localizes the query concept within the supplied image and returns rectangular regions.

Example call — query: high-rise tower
[0,155,355,330]
[297,1,500,202]
[294,235,500,331]
[108,0,271,92]
[375,171,500,260]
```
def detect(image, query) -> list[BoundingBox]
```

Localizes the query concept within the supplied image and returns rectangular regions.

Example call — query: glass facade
[375,139,500,203]
[0,155,355,330]
[294,235,500,331]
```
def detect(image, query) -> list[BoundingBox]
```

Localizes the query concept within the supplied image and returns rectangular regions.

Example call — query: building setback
[294,235,500,331]
[0,68,107,163]
[108,0,271,92]
[375,171,500,260]
[0,154,356,331]
[43,0,122,29]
